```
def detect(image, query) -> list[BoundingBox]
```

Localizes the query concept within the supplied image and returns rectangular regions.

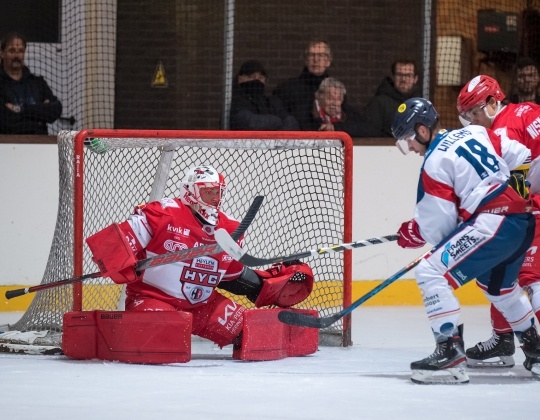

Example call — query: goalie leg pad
[232,308,318,361]
[63,310,192,364]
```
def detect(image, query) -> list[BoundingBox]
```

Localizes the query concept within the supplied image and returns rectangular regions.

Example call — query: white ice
[1,306,538,420]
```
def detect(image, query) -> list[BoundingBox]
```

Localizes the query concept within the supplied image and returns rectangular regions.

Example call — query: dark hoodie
[363,76,421,137]
[0,66,62,134]
[273,67,328,130]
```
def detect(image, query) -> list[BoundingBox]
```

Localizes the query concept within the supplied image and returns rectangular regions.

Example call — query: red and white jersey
[416,125,517,245]
[490,102,540,193]
[118,197,243,309]
[492,102,540,159]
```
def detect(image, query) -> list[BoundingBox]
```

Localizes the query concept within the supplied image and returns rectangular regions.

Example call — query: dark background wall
[115,0,425,130]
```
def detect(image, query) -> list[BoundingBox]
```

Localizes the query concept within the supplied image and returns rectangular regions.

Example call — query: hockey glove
[397,219,426,249]
[86,223,139,283]
[509,171,530,199]
[253,261,314,308]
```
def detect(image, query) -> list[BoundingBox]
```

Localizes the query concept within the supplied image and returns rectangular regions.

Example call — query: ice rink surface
[1,306,539,420]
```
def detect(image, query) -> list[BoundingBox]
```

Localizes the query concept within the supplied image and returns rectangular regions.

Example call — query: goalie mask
[457,75,505,126]
[180,165,226,225]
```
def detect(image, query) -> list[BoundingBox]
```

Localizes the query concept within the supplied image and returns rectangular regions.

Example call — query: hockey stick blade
[278,248,432,328]
[214,228,399,267]
[5,196,264,300]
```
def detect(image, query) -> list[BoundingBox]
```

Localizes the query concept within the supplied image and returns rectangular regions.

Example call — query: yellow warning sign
[151,61,168,88]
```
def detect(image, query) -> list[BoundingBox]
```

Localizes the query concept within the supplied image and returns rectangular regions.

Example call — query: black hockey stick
[214,228,399,267]
[277,248,432,328]
[5,196,264,300]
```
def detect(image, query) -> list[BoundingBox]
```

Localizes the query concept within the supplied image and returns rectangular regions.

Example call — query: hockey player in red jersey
[85,165,316,359]
[392,98,540,384]
[457,75,540,370]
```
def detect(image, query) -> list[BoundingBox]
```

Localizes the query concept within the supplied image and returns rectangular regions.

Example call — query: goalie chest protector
[62,310,192,364]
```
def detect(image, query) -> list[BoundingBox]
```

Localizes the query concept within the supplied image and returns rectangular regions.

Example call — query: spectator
[508,57,540,105]
[363,58,421,137]
[0,32,62,134]
[306,77,381,137]
[273,40,332,129]
[229,60,298,130]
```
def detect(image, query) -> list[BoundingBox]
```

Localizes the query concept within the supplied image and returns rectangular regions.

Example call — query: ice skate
[465,331,515,368]
[410,325,469,385]
[518,327,540,381]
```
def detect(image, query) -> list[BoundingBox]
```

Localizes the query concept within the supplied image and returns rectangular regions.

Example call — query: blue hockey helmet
[391,98,439,154]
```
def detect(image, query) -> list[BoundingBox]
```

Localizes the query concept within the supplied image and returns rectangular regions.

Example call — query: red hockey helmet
[457,75,505,117]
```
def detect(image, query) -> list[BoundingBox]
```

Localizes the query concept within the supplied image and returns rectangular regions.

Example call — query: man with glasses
[363,58,420,137]
[273,40,332,129]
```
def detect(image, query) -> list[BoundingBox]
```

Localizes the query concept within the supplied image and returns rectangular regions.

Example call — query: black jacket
[229,81,299,130]
[363,76,421,137]
[0,66,62,134]
[273,67,328,130]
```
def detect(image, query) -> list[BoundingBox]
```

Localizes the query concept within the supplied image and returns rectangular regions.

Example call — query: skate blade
[532,363,540,380]
[466,355,515,368]
[411,366,469,385]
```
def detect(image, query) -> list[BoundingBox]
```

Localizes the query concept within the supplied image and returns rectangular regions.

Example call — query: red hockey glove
[253,261,314,308]
[397,219,426,249]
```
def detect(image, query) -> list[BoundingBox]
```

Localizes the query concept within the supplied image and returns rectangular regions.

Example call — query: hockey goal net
[1,129,353,353]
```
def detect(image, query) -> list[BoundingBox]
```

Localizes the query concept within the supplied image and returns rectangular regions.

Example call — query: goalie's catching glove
[219,260,314,308]
[397,219,426,249]
[252,261,314,308]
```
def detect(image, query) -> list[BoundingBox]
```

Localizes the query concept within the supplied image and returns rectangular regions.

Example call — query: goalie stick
[278,248,432,329]
[213,228,399,267]
[5,196,264,300]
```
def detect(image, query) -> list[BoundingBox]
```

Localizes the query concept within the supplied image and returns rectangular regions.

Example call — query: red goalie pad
[254,262,314,308]
[86,223,139,283]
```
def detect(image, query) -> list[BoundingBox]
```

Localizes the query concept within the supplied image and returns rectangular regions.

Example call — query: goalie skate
[465,332,515,368]
[410,325,469,385]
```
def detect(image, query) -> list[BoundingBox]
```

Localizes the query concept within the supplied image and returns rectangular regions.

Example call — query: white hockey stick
[214,228,398,267]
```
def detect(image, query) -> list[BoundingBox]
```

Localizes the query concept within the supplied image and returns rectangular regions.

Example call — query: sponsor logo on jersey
[222,254,233,262]
[193,256,217,271]
[163,239,188,252]
[441,230,484,267]
[526,116,540,139]
[167,223,191,237]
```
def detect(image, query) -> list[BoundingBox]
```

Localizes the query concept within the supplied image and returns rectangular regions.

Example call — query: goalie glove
[252,260,314,308]
[397,219,426,249]
[86,223,140,284]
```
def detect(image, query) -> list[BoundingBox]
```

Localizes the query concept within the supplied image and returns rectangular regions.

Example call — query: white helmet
[179,165,226,225]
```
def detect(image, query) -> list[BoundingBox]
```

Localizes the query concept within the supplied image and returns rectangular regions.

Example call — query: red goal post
[4,129,353,351]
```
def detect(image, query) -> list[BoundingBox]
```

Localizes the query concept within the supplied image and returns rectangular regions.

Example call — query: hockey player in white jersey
[391,97,540,384]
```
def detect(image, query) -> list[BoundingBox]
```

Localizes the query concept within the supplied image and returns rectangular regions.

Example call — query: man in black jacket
[0,33,62,134]
[273,40,332,130]
[363,58,421,137]
[229,60,298,130]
